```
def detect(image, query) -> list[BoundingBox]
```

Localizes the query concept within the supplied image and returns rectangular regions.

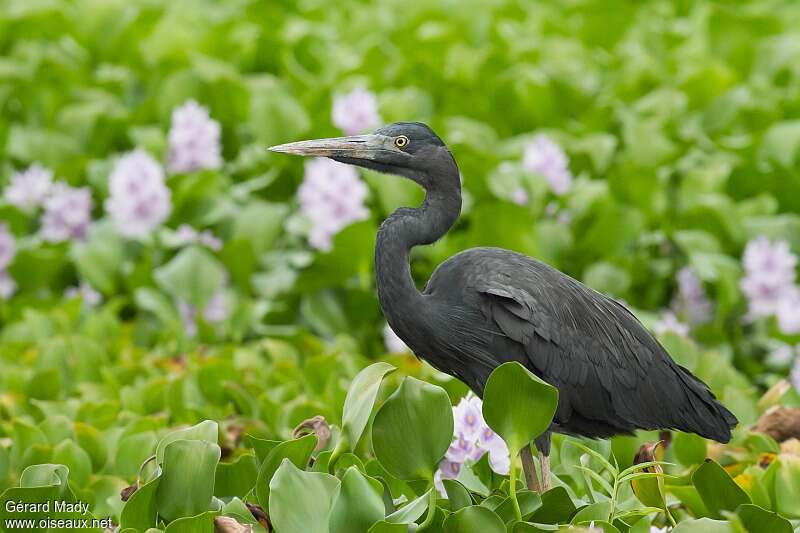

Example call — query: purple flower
[167,100,223,173]
[178,300,198,338]
[740,237,797,319]
[5,164,53,211]
[776,287,800,335]
[791,355,800,394]
[766,342,797,368]
[65,281,102,307]
[0,270,16,300]
[510,188,529,205]
[383,322,409,353]
[106,149,171,239]
[0,224,15,269]
[523,135,573,195]
[331,87,381,135]
[436,392,510,493]
[673,267,712,325]
[177,288,230,337]
[40,183,93,242]
[173,224,222,251]
[654,311,689,337]
[298,158,369,251]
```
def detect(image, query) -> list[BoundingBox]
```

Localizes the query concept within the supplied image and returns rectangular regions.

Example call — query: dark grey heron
[270,122,738,491]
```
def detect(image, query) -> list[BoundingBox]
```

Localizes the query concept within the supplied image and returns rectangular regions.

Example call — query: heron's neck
[375,187,461,327]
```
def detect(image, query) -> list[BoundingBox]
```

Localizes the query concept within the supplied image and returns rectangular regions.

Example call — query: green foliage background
[1,0,800,531]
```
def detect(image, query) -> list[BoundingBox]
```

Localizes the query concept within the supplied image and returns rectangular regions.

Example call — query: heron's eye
[394,135,409,148]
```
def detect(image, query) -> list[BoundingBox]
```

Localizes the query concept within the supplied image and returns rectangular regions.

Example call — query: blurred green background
[1,0,800,528]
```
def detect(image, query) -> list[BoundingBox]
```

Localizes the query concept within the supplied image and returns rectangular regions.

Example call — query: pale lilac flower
[673,267,712,325]
[65,281,102,306]
[776,287,800,334]
[0,270,16,300]
[510,188,529,205]
[5,164,53,211]
[383,322,409,353]
[177,300,198,338]
[523,135,573,195]
[331,87,381,135]
[433,459,462,495]
[174,224,222,251]
[650,527,670,533]
[588,521,604,533]
[202,290,229,323]
[298,158,369,251]
[177,289,229,337]
[106,149,171,239]
[40,183,93,242]
[654,311,689,337]
[0,224,15,269]
[791,356,800,394]
[167,100,222,173]
[766,343,797,368]
[436,393,510,494]
[740,237,797,319]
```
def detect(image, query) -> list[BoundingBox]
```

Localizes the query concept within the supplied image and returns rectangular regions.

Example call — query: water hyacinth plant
[0,0,799,531]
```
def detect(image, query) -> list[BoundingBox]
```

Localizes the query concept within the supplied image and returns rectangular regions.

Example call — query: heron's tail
[674,365,738,443]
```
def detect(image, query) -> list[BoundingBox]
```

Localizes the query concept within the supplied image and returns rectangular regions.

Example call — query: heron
[270,122,738,491]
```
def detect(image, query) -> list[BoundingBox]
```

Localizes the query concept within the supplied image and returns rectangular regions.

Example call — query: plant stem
[665,504,677,527]
[509,449,523,522]
[327,437,348,474]
[608,474,619,521]
[418,485,438,530]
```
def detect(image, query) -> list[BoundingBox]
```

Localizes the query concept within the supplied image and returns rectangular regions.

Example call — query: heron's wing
[472,268,735,440]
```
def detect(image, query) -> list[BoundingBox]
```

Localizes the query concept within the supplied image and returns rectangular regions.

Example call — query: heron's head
[269,122,459,191]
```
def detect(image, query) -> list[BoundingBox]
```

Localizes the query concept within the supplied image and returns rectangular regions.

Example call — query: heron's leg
[539,452,551,492]
[520,444,541,492]
[534,432,552,493]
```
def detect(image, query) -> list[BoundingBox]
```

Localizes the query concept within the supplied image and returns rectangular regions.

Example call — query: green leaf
[243,434,282,464]
[692,459,751,518]
[570,501,611,523]
[329,467,385,533]
[368,522,409,533]
[384,489,432,524]
[255,433,318,512]
[52,439,92,487]
[340,362,396,449]
[443,505,505,533]
[156,439,221,521]
[70,222,123,294]
[269,459,340,533]
[154,246,227,308]
[671,518,733,533]
[120,476,161,531]
[528,486,576,524]
[163,511,217,533]
[482,362,558,454]
[736,503,793,533]
[673,431,708,466]
[774,456,800,518]
[155,420,219,464]
[442,479,473,512]
[214,453,258,499]
[372,376,453,481]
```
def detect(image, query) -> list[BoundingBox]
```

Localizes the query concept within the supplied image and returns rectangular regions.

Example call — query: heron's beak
[268,134,391,161]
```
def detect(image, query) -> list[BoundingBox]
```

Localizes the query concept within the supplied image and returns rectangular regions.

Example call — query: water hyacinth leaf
[442,479,473,511]
[52,439,92,487]
[156,439,221,522]
[671,518,733,533]
[443,505,505,533]
[163,511,217,533]
[269,459,340,533]
[494,490,542,522]
[673,431,708,466]
[329,467,385,533]
[692,459,751,518]
[214,453,258,499]
[371,376,453,481]
[255,433,317,512]
[482,362,558,455]
[774,456,800,518]
[119,476,161,531]
[570,501,611,523]
[368,522,408,533]
[384,489,432,524]
[340,362,396,450]
[243,434,281,464]
[528,486,576,524]
[736,503,793,533]
[154,245,227,308]
[155,420,219,463]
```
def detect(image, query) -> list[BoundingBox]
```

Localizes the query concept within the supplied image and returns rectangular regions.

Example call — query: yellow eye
[394,135,409,148]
